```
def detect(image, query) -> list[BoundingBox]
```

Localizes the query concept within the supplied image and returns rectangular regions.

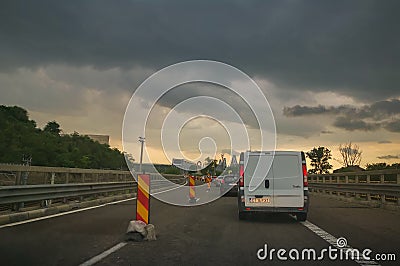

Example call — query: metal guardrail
[0,164,133,185]
[0,164,131,174]
[0,164,184,186]
[0,182,136,205]
[0,164,185,213]
[309,169,400,205]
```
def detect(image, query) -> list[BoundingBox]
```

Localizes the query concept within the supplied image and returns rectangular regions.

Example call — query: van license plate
[249,197,270,203]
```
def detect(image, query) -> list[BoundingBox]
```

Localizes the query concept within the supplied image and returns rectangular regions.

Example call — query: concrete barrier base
[126,220,157,241]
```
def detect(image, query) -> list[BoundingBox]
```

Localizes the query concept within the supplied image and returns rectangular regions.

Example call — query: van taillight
[239,165,244,187]
[302,163,308,187]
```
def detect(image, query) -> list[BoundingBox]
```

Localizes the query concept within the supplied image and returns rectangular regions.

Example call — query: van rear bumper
[237,190,309,213]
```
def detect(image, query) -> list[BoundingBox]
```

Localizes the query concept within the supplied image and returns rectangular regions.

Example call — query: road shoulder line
[301,220,381,266]
[79,242,127,266]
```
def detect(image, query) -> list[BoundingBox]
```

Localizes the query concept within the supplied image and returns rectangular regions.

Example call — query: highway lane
[0,184,398,265]
[0,199,136,266]
[97,192,398,266]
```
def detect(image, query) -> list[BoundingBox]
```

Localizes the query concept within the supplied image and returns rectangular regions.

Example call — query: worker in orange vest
[206,174,211,191]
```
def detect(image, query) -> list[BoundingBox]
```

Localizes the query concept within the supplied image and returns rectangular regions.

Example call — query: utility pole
[138,136,145,173]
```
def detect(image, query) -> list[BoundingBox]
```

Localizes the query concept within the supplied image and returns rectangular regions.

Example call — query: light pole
[138,136,145,173]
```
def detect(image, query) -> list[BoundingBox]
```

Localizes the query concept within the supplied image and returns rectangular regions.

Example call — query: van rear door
[272,153,304,207]
[244,152,274,207]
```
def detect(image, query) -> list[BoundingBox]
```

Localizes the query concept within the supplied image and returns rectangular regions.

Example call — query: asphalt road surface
[1,185,399,266]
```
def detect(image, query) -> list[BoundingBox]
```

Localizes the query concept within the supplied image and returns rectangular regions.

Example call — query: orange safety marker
[136,174,150,224]
[189,175,196,203]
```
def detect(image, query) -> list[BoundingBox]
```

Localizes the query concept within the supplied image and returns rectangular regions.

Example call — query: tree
[366,162,387,171]
[339,142,362,167]
[306,146,333,174]
[0,105,127,169]
[44,121,62,135]
[388,163,400,169]
[366,162,400,170]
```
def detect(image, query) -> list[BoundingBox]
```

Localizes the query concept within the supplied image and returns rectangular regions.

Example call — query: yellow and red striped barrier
[136,174,150,224]
[189,175,196,203]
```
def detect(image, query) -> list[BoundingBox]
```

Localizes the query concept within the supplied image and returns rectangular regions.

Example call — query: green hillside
[0,105,127,169]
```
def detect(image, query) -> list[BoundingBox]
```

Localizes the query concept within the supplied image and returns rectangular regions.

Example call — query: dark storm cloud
[152,83,261,129]
[284,99,400,132]
[1,0,399,101]
[284,99,400,118]
[333,116,380,131]
[377,155,399,160]
[283,105,355,117]
[385,119,400,133]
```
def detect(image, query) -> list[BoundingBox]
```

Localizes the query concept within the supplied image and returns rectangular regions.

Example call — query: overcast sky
[1,0,399,168]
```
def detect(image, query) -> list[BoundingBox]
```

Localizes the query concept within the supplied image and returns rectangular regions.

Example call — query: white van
[237,151,309,221]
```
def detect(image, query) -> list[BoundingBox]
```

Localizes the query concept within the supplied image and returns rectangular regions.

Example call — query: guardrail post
[380,174,385,184]
[15,171,21,185]
[381,194,386,204]
[44,172,56,207]
[336,176,340,183]
[367,193,371,201]
[397,173,400,184]
[63,173,69,204]
[80,174,85,200]
[316,176,319,183]
[355,192,361,200]
[366,175,371,183]
[329,176,332,183]
[344,175,349,197]
[12,172,22,211]
[355,175,359,183]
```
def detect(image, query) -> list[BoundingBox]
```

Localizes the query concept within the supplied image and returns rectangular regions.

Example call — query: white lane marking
[0,197,136,229]
[78,181,188,265]
[151,180,188,195]
[301,220,381,266]
[79,242,127,266]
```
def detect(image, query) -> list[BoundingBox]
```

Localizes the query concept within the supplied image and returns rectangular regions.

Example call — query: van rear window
[246,154,299,180]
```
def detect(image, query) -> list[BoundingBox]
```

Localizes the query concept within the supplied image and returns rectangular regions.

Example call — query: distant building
[230,155,238,166]
[86,134,110,145]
